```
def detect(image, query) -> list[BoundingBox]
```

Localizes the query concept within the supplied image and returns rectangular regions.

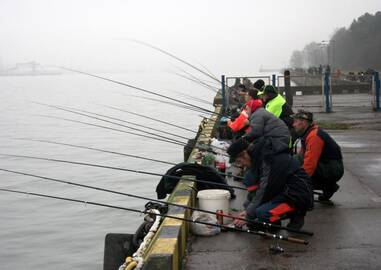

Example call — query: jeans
[246,195,295,223]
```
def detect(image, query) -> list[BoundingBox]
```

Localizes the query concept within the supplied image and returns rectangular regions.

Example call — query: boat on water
[0,61,61,76]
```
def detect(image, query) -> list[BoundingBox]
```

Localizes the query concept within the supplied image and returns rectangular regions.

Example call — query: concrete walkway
[185,97,381,269]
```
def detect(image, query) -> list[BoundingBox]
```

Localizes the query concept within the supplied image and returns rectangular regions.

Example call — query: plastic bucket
[197,189,231,224]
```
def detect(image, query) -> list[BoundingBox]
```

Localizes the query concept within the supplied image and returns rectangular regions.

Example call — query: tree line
[289,11,381,71]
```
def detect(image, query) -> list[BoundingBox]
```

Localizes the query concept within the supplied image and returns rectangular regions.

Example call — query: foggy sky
[0,0,380,75]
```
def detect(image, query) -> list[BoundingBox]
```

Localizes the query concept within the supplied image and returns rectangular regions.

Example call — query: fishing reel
[144,201,168,216]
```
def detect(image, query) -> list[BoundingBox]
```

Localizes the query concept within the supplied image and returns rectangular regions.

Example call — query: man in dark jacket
[227,136,313,230]
[293,110,344,201]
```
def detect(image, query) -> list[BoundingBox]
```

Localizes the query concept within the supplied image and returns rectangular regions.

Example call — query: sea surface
[0,71,216,269]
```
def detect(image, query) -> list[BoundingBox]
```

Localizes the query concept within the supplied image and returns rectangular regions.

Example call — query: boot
[287,214,305,230]
[319,183,339,201]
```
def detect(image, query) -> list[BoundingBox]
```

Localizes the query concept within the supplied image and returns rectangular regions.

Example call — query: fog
[1,0,380,75]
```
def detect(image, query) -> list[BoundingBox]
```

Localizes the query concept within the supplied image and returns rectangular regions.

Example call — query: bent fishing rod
[0,187,308,244]
[0,153,244,190]
[173,64,220,90]
[16,138,243,180]
[36,102,191,142]
[171,71,218,94]
[127,39,235,95]
[127,39,221,84]
[0,168,312,236]
[59,66,221,116]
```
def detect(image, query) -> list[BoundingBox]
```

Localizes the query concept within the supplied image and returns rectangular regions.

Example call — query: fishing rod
[38,115,186,147]
[173,65,220,91]
[0,154,245,190]
[127,39,221,84]
[0,187,308,244]
[104,104,211,128]
[0,168,312,236]
[115,93,214,115]
[59,66,218,115]
[36,114,229,156]
[102,105,197,133]
[57,104,191,141]
[16,138,242,180]
[17,138,177,166]
[197,62,218,83]
[171,71,218,94]
[34,102,188,145]
[126,39,235,95]
[169,88,214,105]
[35,103,227,155]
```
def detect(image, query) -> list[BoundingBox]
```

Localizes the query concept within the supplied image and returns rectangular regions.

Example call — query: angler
[227,136,314,231]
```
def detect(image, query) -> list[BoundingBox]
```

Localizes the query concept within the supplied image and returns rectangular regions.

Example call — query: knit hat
[227,137,250,162]
[258,85,277,96]
[253,79,265,90]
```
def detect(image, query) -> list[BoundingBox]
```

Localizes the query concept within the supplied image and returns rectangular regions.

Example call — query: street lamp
[322,40,336,72]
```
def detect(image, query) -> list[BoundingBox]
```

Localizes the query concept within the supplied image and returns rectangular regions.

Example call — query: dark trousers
[247,195,295,223]
[294,155,344,193]
[312,159,344,193]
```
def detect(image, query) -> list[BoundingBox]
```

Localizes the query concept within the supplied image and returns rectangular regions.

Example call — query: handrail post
[372,71,380,111]
[221,75,226,114]
[323,71,332,112]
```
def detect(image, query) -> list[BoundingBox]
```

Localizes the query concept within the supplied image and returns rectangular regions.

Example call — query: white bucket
[197,189,231,224]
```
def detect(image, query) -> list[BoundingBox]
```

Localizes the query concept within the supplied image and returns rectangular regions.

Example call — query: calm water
[0,72,215,269]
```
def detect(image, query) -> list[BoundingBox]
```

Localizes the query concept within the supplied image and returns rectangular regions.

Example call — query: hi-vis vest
[265,94,286,118]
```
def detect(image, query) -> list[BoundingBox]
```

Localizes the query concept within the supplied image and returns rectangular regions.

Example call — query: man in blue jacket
[227,136,313,230]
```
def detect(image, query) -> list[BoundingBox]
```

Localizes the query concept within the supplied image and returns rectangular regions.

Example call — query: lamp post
[322,40,336,72]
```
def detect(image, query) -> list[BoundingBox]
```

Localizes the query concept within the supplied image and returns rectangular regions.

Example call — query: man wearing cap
[227,136,313,230]
[259,85,294,130]
[292,110,344,201]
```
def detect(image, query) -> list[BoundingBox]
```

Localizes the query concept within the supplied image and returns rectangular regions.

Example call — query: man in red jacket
[293,110,344,201]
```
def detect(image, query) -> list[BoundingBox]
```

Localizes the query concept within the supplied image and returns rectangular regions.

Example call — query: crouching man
[292,110,344,201]
[227,136,313,230]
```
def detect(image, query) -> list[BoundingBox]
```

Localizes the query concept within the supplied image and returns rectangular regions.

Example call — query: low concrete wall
[278,84,371,95]
[142,105,222,270]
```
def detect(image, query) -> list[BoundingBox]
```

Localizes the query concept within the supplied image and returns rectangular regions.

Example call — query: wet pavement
[185,95,381,269]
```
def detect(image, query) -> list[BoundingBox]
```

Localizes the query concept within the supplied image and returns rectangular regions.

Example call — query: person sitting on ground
[292,110,344,201]
[259,85,294,130]
[227,136,313,230]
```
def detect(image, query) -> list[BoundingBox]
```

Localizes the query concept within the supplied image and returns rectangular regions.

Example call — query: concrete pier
[185,94,381,269]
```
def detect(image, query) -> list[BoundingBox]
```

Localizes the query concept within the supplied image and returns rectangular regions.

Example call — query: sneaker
[287,214,305,230]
